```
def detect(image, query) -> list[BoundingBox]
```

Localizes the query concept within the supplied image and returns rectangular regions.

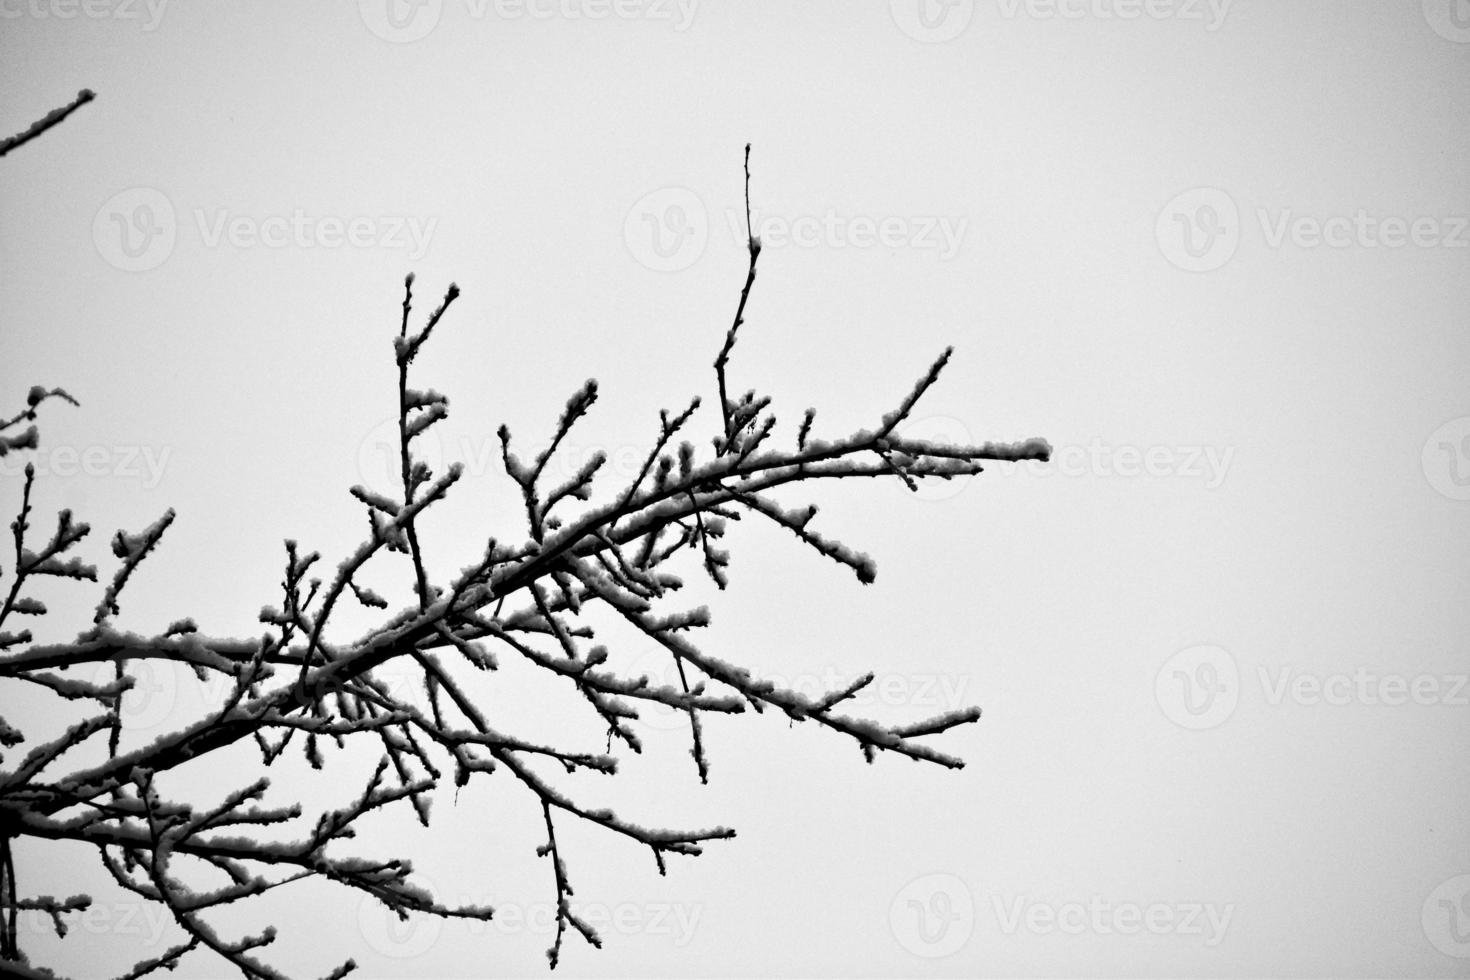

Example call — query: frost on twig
[0,148,1049,977]
[0,90,95,158]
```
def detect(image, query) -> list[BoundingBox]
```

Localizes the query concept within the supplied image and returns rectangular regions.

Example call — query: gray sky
[2,1,1469,977]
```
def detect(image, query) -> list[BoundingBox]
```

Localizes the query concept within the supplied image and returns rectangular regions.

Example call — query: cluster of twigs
[0,126,1049,977]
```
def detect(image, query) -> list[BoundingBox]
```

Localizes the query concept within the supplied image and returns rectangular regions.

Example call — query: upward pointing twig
[713,143,761,454]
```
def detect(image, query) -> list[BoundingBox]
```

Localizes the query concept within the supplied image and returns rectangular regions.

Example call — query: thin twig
[0,90,95,158]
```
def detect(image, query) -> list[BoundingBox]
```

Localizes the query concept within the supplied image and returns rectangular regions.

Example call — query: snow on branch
[0,146,1049,978]
[0,90,95,158]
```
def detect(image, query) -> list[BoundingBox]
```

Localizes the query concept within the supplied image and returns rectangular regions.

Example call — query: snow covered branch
[0,148,1049,977]
[0,90,95,159]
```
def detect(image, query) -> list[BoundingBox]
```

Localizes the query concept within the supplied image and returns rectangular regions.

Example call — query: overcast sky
[3,1,1469,977]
